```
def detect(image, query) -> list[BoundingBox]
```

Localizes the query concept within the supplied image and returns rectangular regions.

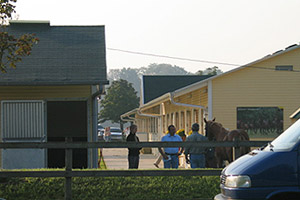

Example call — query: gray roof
[142,75,213,104]
[0,21,107,86]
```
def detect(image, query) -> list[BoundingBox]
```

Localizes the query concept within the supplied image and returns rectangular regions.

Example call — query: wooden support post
[65,137,72,200]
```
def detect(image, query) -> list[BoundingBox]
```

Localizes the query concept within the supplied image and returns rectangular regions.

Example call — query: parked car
[97,125,105,141]
[215,119,300,200]
[110,127,125,141]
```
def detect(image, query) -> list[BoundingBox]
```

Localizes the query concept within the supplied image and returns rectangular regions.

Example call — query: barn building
[0,21,108,169]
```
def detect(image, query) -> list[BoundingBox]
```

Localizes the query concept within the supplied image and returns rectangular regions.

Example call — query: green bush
[0,175,220,200]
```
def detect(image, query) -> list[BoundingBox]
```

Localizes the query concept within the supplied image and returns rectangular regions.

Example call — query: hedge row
[0,176,220,200]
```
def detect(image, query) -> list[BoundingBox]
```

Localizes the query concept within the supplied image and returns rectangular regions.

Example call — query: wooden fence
[0,139,270,200]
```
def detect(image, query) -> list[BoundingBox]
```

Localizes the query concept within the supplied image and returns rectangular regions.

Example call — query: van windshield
[265,119,300,151]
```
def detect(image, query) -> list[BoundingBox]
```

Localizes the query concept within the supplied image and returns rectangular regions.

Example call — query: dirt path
[102,148,163,169]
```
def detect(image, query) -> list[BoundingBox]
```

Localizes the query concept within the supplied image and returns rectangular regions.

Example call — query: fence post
[65,137,72,200]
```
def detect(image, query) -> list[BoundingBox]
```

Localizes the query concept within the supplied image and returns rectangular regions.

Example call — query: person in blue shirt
[158,125,183,168]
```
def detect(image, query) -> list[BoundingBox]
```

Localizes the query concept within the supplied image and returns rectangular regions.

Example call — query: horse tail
[241,130,250,141]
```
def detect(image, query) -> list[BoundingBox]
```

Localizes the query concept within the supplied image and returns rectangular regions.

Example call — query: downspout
[91,84,107,168]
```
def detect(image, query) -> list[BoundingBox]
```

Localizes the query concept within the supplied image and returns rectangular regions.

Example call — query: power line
[107,48,241,67]
[107,47,300,73]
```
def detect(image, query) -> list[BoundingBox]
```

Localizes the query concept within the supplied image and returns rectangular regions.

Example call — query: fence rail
[0,140,269,148]
[0,169,222,178]
[0,140,271,200]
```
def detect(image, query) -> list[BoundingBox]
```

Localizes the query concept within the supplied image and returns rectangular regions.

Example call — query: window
[275,65,293,71]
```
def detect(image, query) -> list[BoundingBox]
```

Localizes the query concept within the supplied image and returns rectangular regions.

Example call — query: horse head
[204,118,217,141]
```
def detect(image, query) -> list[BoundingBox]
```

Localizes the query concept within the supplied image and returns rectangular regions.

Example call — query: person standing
[126,124,141,169]
[104,127,111,142]
[153,129,169,168]
[184,123,208,168]
[176,129,187,168]
[158,125,183,168]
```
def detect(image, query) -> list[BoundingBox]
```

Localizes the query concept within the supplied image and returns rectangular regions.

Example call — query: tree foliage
[99,79,139,128]
[0,0,39,73]
[140,63,191,75]
[196,66,223,76]
[108,67,141,95]
[107,63,191,96]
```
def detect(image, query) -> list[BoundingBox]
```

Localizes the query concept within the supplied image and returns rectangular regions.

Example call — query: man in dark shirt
[126,124,141,169]
[184,123,208,168]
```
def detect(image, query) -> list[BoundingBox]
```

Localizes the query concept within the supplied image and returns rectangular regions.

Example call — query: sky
[15,0,300,73]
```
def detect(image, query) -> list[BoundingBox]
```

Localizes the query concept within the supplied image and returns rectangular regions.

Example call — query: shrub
[0,175,220,200]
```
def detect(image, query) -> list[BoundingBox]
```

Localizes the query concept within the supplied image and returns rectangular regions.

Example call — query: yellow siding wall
[174,87,208,107]
[212,47,300,131]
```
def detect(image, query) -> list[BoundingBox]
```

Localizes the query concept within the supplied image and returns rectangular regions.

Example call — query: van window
[265,120,300,151]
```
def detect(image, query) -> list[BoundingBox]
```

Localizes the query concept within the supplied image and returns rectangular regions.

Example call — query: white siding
[1,101,45,139]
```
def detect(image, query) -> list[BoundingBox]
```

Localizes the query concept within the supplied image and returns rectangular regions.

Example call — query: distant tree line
[108,63,223,96]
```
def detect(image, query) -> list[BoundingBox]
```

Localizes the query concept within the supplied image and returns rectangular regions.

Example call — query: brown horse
[204,118,250,168]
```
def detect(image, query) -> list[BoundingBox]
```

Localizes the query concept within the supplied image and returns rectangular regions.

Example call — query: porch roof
[142,75,212,104]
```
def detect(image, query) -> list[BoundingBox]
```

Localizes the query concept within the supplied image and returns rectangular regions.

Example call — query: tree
[107,64,191,97]
[196,66,223,76]
[108,67,141,95]
[99,79,139,129]
[140,63,191,75]
[0,0,39,73]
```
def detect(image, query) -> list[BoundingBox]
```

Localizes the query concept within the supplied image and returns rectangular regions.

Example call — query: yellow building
[122,43,300,146]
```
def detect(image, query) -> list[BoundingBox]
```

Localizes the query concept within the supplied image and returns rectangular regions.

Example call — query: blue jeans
[104,135,111,142]
[163,155,179,168]
[190,154,205,168]
[128,155,139,169]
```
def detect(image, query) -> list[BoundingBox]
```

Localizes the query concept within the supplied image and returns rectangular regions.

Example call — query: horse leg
[217,156,223,168]
[227,147,233,163]
[216,152,224,168]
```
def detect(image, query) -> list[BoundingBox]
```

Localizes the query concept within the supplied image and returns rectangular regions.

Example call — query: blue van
[215,119,300,200]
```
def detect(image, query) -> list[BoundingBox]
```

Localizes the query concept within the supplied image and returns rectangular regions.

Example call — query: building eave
[290,107,300,119]
[139,93,170,112]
